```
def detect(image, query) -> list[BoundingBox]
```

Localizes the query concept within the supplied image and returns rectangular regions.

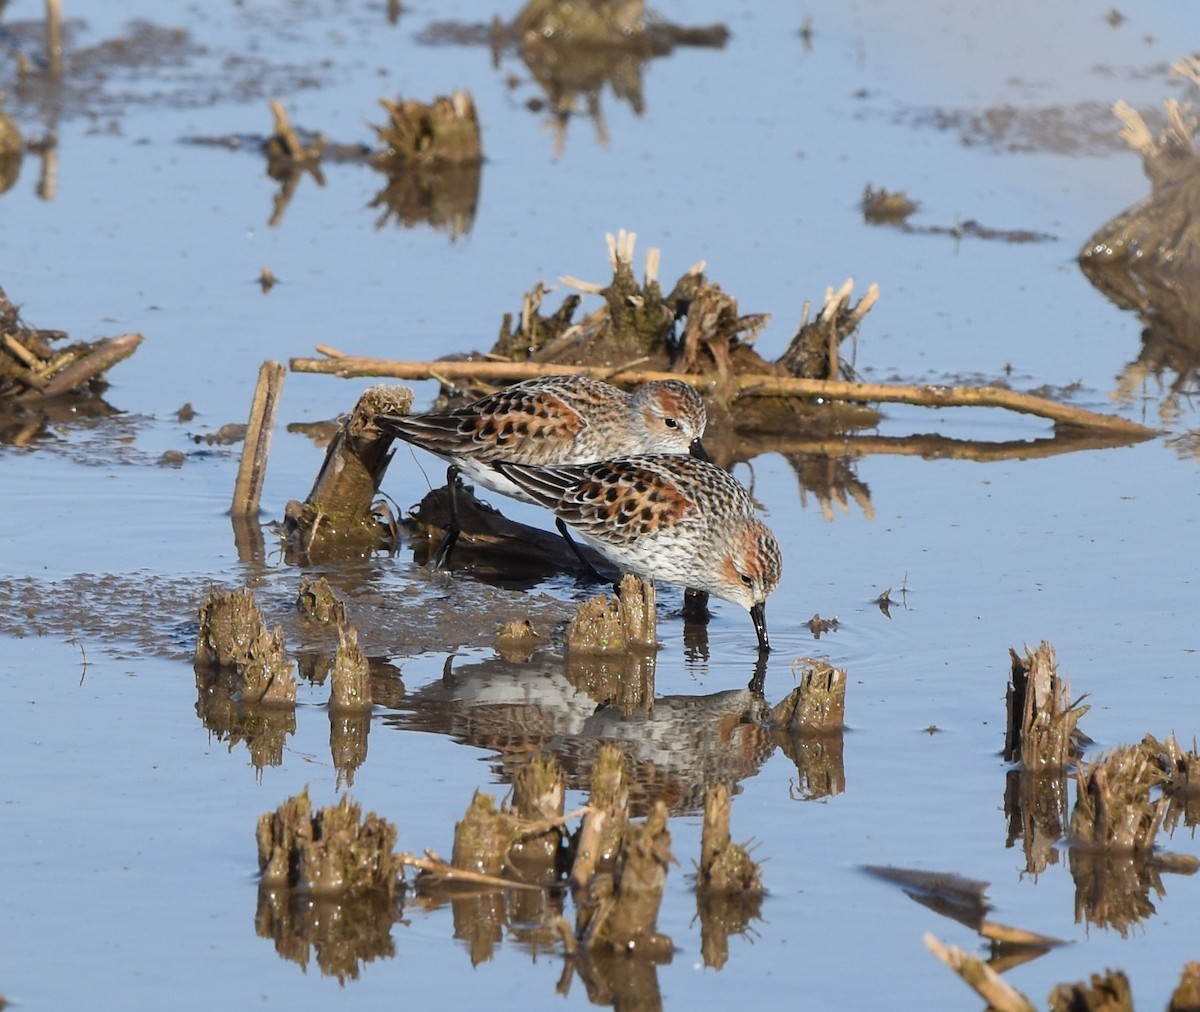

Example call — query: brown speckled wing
[376,379,588,463]
[498,457,691,548]
[566,460,691,546]
[458,384,587,461]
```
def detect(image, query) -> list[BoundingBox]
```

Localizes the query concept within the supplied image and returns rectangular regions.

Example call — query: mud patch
[0,15,335,122]
[0,568,580,662]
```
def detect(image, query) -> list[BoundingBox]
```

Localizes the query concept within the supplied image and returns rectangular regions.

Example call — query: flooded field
[2,1,1199,1009]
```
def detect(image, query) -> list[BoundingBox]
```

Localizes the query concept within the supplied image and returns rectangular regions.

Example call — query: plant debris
[195,586,296,705]
[1079,58,1200,423]
[283,384,413,559]
[258,790,400,896]
[255,791,403,982]
[291,231,1157,442]
[696,783,762,896]
[770,658,846,733]
[1005,641,1090,769]
[861,184,919,223]
[0,280,142,403]
[1048,969,1133,1012]
[565,574,657,654]
[296,575,348,626]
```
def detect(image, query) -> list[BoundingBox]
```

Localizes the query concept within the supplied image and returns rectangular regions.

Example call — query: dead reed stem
[232,360,285,516]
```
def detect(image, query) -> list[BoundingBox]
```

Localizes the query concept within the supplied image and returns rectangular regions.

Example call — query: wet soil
[0,567,581,661]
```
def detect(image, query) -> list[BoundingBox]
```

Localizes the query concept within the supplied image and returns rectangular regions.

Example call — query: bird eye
[664,417,680,428]
[739,573,754,588]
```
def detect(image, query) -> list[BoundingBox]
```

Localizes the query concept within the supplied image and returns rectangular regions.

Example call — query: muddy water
[2,1,1200,1008]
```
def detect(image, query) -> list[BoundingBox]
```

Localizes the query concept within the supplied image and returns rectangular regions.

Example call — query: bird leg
[430,464,464,569]
[682,588,711,623]
[555,517,607,583]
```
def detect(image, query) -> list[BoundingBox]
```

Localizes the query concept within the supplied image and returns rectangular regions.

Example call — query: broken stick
[232,360,285,516]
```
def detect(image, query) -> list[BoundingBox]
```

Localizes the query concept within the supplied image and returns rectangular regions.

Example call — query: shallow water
[2,1,1200,1008]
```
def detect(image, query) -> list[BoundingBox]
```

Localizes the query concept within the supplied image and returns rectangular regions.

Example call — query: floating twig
[400,850,544,892]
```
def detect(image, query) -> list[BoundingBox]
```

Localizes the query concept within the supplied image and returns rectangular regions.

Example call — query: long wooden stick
[289,351,1160,438]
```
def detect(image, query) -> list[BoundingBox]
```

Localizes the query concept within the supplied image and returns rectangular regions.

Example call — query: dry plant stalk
[1048,969,1134,1012]
[495,280,584,362]
[1005,641,1088,769]
[770,658,846,733]
[0,281,143,402]
[254,793,401,983]
[615,574,656,647]
[265,100,326,177]
[1003,643,1087,878]
[565,574,657,653]
[508,754,566,880]
[366,91,482,237]
[257,790,400,898]
[450,791,519,879]
[1150,733,1200,831]
[296,575,347,625]
[696,783,762,894]
[1069,740,1169,852]
[580,800,674,958]
[778,278,878,381]
[861,186,919,223]
[195,587,296,704]
[371,91,482,168]
[572,742,630,889]
[284,384,413,552]
[290,227,1154,437]
[399,850,542,892]
[512,754,566,825]
[232,360,285,516]
[330,626,372,711]
[1170,961,1200,1011]
[1081,67,1200,423]
[495,619,541,662]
